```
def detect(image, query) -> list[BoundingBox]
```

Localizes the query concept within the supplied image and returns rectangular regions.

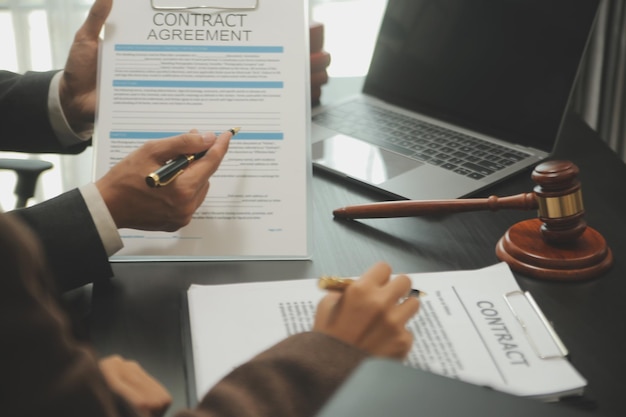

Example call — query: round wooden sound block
[496,218,613,281]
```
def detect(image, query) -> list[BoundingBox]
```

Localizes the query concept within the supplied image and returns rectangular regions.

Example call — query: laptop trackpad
[312,135,420,185]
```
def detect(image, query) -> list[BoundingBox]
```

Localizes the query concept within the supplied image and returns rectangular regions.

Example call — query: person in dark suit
[1,1,237,410]
[1,0,232,291]
[1,211,420,417]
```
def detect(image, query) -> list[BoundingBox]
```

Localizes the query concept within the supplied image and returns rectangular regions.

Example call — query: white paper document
[187,263,586,402]
[94,0,310,260]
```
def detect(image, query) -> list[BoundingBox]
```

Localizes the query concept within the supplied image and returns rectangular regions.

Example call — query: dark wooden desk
[89,93,626,416]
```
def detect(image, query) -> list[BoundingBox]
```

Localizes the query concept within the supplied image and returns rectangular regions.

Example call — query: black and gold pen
[318,276,425,298]
[145,127,240,188]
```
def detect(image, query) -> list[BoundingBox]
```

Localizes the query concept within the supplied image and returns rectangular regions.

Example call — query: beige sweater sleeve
[178,332,368,417]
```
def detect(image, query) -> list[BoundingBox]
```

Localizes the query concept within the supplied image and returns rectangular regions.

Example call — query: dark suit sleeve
[8,188,113,291]
[0,69,89,154]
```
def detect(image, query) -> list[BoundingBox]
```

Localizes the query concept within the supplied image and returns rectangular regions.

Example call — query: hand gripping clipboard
[150,0,258,11]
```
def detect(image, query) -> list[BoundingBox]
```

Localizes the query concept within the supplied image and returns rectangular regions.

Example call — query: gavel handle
[333,193,538,219]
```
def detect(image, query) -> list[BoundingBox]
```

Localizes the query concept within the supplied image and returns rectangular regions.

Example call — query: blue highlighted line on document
[115,44,283,53]
[109,132,283,140]
[113,80,283,88]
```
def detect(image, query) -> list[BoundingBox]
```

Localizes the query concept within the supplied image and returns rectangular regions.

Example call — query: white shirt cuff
[48,71,93,146]
[78,183,124,257]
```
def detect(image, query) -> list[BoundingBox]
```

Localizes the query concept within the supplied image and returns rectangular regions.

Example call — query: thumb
[79,0,112,40]
[314,292,342,330]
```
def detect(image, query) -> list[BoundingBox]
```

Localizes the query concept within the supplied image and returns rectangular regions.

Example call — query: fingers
[142,128,231,181]
[362,293,420,355]
[191,128,233,177]
[349,263,413,310]
[189,180,211,213]
[381,273,414,305]
[313,263,421,360]
[360,325,415,359]
[359,261,393,288]
[313,292,342,330]
[99,355,172,417]
[79,0,112,40]
[395,289,421,322]
[147,129,231,190]
[96,128,229,231]
[148,132,216,164]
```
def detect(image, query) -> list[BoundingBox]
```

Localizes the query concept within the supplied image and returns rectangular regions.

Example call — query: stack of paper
[186,263,586,402]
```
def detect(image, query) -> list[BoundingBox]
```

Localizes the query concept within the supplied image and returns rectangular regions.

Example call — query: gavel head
[531,160,586,244]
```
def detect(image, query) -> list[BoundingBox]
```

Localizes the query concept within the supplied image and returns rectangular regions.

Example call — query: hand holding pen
[95,128,235,232]
[318,275,425,298]
[313,262,421,359]
[146,127,240,187]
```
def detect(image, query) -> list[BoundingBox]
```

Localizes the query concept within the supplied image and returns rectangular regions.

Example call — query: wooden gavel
[334,160,587,244]
[333,161,613,281]
[334,160,612,280]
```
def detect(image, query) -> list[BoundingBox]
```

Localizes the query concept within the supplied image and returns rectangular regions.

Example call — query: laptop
[316,359,594,417]
[312,0,600,200]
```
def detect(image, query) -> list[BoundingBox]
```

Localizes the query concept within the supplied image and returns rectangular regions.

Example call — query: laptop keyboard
[313,100,531,180]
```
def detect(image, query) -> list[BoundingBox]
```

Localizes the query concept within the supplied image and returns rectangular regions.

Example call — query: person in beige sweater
[1,211,419,417]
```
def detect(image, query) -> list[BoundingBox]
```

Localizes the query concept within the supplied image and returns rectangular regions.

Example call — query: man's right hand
[95,129,232,231]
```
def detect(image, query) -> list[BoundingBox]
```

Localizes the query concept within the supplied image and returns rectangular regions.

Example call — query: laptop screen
[363,0,599,153]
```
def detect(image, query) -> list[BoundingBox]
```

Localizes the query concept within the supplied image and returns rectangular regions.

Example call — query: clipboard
[180,290,571,410]
[504,291,569,360]
[150,0,258,11]
[182,263,587,403]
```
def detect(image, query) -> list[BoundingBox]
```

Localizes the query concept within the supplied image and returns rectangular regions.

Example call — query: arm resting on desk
[2,212,369,417]
[178,333,367,417]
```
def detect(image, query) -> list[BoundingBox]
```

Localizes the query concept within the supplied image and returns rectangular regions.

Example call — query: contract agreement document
[94,0,311,260]
[186,263,587,403]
